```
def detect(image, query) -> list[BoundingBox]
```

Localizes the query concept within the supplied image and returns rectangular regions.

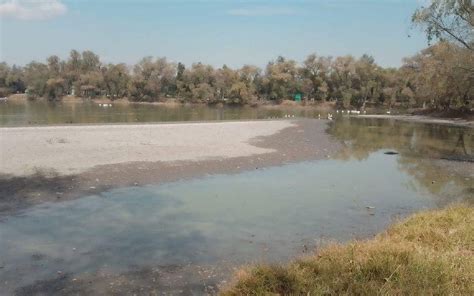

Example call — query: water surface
[0,100,322,126]
[1,150,472,293]
[0,102,472,294]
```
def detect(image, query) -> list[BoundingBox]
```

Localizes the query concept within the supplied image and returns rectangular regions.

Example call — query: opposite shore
[4,93,474,126]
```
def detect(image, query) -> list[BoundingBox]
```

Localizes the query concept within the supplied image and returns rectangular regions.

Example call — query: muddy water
[0,116,473,295]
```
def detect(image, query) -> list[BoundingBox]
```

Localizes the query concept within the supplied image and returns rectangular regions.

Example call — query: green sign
[294,93,302,102]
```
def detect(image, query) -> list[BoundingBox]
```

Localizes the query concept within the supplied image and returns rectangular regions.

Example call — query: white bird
[363,110,367,114]
[386,110,391,114]
[336,110,339,114]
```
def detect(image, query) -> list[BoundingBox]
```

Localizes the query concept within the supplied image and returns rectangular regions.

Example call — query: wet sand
[0,119,341,215]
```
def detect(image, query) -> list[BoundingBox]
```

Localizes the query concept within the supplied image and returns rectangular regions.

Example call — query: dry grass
[222,205,474,295]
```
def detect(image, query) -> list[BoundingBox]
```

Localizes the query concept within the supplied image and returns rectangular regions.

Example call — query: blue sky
[0,0,429,68]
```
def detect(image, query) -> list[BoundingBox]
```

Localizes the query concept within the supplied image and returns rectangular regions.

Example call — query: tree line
[0,0,472,110]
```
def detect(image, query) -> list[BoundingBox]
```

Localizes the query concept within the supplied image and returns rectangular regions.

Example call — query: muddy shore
[0,119,341,215]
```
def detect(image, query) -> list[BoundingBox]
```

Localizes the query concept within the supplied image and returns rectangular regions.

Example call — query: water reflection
[0,100,326,126]
[329,117,473,204]
[1,106,473,293]
[0,150,468,293]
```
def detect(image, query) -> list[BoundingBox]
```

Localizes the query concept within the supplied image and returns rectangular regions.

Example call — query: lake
[0,100,326,126]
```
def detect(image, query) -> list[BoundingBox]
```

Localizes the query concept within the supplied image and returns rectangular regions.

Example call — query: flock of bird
[95,103,393,120]
[322,109,367,120]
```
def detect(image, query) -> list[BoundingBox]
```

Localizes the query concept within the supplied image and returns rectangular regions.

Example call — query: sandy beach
[1,121,293,176]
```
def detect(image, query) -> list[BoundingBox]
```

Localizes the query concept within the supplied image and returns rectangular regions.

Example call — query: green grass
[222,205,474,295]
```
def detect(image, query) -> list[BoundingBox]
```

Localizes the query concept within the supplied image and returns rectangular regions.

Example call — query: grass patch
[222,205,474,295]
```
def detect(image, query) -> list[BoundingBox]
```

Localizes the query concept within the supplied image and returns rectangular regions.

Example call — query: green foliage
[45,78,66,100]
[1,1,472,108]
[412,0,473,51]
[2,42,472,109]
[103,63,129,99]
[129,57,176,102]
[402,42,473,109]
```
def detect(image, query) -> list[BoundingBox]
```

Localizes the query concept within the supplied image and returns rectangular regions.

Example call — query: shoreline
[0,119,341,215]
[3,94,339,113]
[1,118,472,295]
[222,204,474,295]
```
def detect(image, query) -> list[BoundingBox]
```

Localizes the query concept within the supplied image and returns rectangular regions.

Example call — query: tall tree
[412,0,473,51]
[103,63,130,99]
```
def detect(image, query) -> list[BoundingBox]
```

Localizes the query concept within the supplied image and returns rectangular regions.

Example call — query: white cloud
[227,6,298,17]
[0,0,67,20]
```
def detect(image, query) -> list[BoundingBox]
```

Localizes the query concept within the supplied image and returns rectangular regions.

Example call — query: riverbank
[222,204,474,295]
[7,94,340,112]
[7,94,474,124]
[0,119,341,214]
[6,93,335,109]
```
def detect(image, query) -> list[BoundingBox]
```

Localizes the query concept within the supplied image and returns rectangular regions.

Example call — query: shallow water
[0,103,473,294]
[1,153,472,293]
[0,154,438,288]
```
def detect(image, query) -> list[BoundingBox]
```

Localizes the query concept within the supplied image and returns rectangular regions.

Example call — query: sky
[0,0,430,68]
